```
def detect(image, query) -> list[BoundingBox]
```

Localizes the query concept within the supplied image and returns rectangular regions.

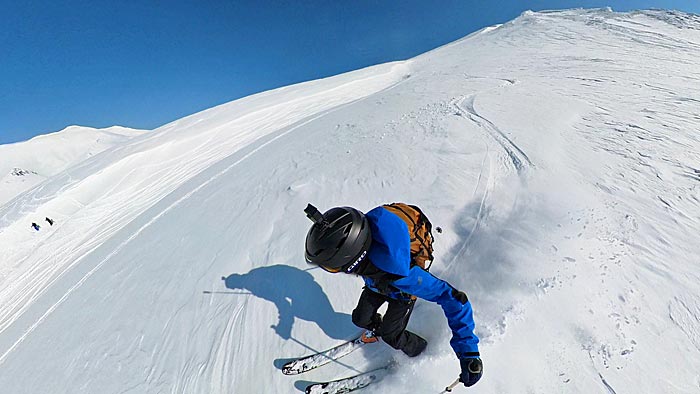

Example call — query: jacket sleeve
[391,267,480,357]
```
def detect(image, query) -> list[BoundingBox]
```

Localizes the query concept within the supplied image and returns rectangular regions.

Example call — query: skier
[31,222,40,231]
[304,203,483,388]
[45,217,54,226]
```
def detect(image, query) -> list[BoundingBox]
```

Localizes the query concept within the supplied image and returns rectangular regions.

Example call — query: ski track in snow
[669,296,700,352]
[598,373,618,394]
[454,92,532,174]
[454,143,493,266]
[442,86,531,275]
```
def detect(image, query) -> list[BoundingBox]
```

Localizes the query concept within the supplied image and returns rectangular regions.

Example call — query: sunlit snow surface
[0,126,147,206]
[1,8,699,394]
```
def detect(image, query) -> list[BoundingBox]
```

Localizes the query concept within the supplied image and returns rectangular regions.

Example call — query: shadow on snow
[223,264,355,341]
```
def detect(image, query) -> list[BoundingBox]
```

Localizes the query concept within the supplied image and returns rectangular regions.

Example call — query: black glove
[451,288,469,304]
[459,357,483,387]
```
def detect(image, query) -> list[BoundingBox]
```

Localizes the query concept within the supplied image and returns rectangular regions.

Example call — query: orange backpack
[382,203,435,271]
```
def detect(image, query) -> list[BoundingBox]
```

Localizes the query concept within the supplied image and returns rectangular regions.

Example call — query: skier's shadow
[223,264,355,342]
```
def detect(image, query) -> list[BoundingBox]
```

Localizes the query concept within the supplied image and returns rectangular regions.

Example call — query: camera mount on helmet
[303,203,372,274]
[304,204,328,227]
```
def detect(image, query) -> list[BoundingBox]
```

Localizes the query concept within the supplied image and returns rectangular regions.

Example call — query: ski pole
[441,378,460,393]
[202,291,253,295]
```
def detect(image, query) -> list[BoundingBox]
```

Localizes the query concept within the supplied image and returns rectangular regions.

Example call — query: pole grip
[445,378,460,392]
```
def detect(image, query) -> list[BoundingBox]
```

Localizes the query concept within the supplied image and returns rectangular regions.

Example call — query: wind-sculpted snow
[1,8,699,394]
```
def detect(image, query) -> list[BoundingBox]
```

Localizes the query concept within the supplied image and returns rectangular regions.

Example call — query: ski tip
[281,365,293,375]
[281,363,302,375]
[281,368,296,375]
[304,382,328,394]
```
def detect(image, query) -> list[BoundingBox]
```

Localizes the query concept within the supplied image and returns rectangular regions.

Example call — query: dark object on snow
[11,168,37,177]
[31,222,41,231]
[45,217,54,226]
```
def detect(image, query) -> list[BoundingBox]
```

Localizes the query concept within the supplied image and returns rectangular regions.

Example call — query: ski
[305,365,391,394]
[282,331,375,375]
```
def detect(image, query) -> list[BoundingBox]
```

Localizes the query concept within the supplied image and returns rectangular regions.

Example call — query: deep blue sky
[1,0,698,144]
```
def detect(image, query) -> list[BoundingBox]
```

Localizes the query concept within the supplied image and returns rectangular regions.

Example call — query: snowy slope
[0,126,147,206]
[1,8,699,394]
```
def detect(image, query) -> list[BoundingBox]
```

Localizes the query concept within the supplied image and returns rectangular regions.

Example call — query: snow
[1,8,699,394]
[0,125,148,206]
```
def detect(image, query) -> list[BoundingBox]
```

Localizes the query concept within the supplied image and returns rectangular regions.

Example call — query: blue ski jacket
[362,206,480,357]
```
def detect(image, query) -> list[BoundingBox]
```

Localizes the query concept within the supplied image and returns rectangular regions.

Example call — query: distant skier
[303,203,483,387]
[31,222,40,231]
[45,217,54,226]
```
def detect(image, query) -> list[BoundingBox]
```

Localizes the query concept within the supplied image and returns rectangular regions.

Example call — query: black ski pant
[351,288,424,356]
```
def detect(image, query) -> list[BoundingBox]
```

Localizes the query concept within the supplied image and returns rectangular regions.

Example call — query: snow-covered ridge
[0,8,699,394]
[0,125,148,178]
[518,7,700,35]
[0,125,148,206]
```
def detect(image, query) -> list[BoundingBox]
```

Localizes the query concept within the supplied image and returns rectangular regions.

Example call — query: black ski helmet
[304,204,372,273]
